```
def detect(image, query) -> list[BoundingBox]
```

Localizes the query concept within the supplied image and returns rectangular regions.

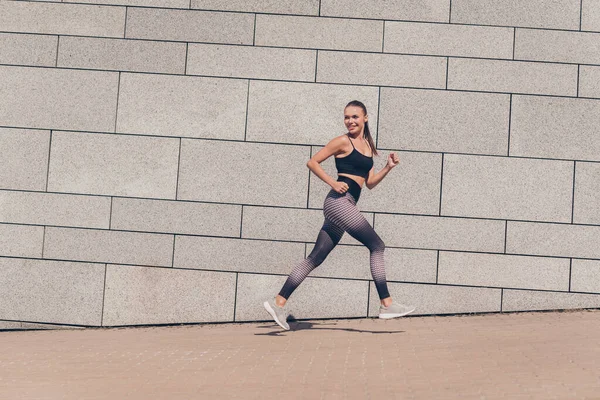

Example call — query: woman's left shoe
[263,298,290,330]
[379,303,415,319]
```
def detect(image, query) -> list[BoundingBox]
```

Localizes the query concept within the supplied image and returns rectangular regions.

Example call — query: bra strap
[347,134,356,149]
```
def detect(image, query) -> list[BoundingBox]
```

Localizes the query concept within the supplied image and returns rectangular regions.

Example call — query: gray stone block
[241,206,374,246]
[510,95,600,162]
[0,258,105,326]
[174,236,305,274]
[442,155,574,223]
[317,51,446,89]
[451,0,580,30]
[0,321,22,330]
[571,259,600,294]
[0,128,50,191]
[116,73,248,140]
[368,282,501,316]
[378,88,510,155]
[44,227,174,267]
[384,21,513,59]
[375,214,505,253]
[321,0,450,22]
[506,221,600,259]
[178,139,309,207]
[191,0,319,15]
[579,66,600,99]
[187,44,316,82]
[65,0,189,8]
[58,37,186,74]
[102,265,236,325]
[307,242,372,280]
[0,224,44,258]
[48,131,179,199]
[235,273,368,321]
[242,206,321,242]
[308,244,438,283]
[0,1,125,37]
[0,66,118,132]
[574,162,600,225]
[388,249,438,283]
[255,15,383,51]
[246,80,379,145]
[0,190,110,229]
[502,289,600,312]
[447,58,578,96]
[438,251,570,291]
[582,0,600,31]
[0,33,57,67]
[515,29,600,65]
[308,147,442,216]
[126,8,254,44]
[17,322,84,330]
[111,198,242,236]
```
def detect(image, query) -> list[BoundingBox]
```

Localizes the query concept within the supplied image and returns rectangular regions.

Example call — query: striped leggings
[278,189,390,300]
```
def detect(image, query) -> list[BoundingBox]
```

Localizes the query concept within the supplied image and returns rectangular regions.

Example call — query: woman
[264,100,415,331]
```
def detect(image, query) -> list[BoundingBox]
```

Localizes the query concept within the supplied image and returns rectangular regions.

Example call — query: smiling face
[344,105,368,136]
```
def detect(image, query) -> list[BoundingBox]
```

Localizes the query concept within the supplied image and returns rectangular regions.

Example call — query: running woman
[264,100,416,330]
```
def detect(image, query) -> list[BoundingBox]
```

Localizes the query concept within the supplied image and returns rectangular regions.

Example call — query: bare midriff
[338,173,365,187]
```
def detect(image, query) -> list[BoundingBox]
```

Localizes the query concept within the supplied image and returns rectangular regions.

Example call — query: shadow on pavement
[254,320,405,336]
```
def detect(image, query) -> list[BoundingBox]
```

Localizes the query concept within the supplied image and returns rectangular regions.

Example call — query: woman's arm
[307,136,351,194]
[365,152,400,190]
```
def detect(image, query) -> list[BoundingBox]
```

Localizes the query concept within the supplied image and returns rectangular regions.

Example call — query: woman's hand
[387,152,400,169]
[331,181,349,194]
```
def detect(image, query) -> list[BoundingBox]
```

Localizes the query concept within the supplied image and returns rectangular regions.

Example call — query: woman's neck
[347,131,365,139]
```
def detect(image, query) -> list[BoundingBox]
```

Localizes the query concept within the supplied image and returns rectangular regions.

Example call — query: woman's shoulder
[321,134,351,157]
[327,134,351,147]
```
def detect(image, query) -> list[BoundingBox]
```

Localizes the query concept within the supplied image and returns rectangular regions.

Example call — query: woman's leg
[277,219,345,303]
[323,193,391,302]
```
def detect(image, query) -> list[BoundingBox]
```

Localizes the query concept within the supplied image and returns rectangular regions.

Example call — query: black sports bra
[334,135,374,179]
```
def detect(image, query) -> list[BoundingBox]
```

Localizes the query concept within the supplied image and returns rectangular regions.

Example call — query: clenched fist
[387,152,400,168]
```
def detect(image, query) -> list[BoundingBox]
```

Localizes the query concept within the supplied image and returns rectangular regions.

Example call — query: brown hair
[345,100,378,156]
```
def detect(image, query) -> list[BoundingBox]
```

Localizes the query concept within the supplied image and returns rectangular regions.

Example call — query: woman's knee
[369,238,385,253]
[307,244,331,266]
[307,253,326,266]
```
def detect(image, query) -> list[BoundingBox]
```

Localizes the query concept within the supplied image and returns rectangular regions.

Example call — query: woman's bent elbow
[307,159,320,170]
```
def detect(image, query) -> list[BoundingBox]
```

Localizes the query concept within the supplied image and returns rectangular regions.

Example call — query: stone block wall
[1,0,600,328]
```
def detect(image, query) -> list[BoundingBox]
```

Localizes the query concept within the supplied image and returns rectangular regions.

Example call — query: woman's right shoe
[379,302,416,319]
[263,298,290,330]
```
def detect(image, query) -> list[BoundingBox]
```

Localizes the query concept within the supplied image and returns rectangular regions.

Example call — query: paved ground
[1,310,599,399]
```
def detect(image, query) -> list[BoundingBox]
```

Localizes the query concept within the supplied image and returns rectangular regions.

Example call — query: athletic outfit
[264,134,415,331]
[278,136,390,301]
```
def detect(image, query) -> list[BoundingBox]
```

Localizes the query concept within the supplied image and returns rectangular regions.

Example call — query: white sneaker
[263,298,290,330]
[379,303,415,319]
